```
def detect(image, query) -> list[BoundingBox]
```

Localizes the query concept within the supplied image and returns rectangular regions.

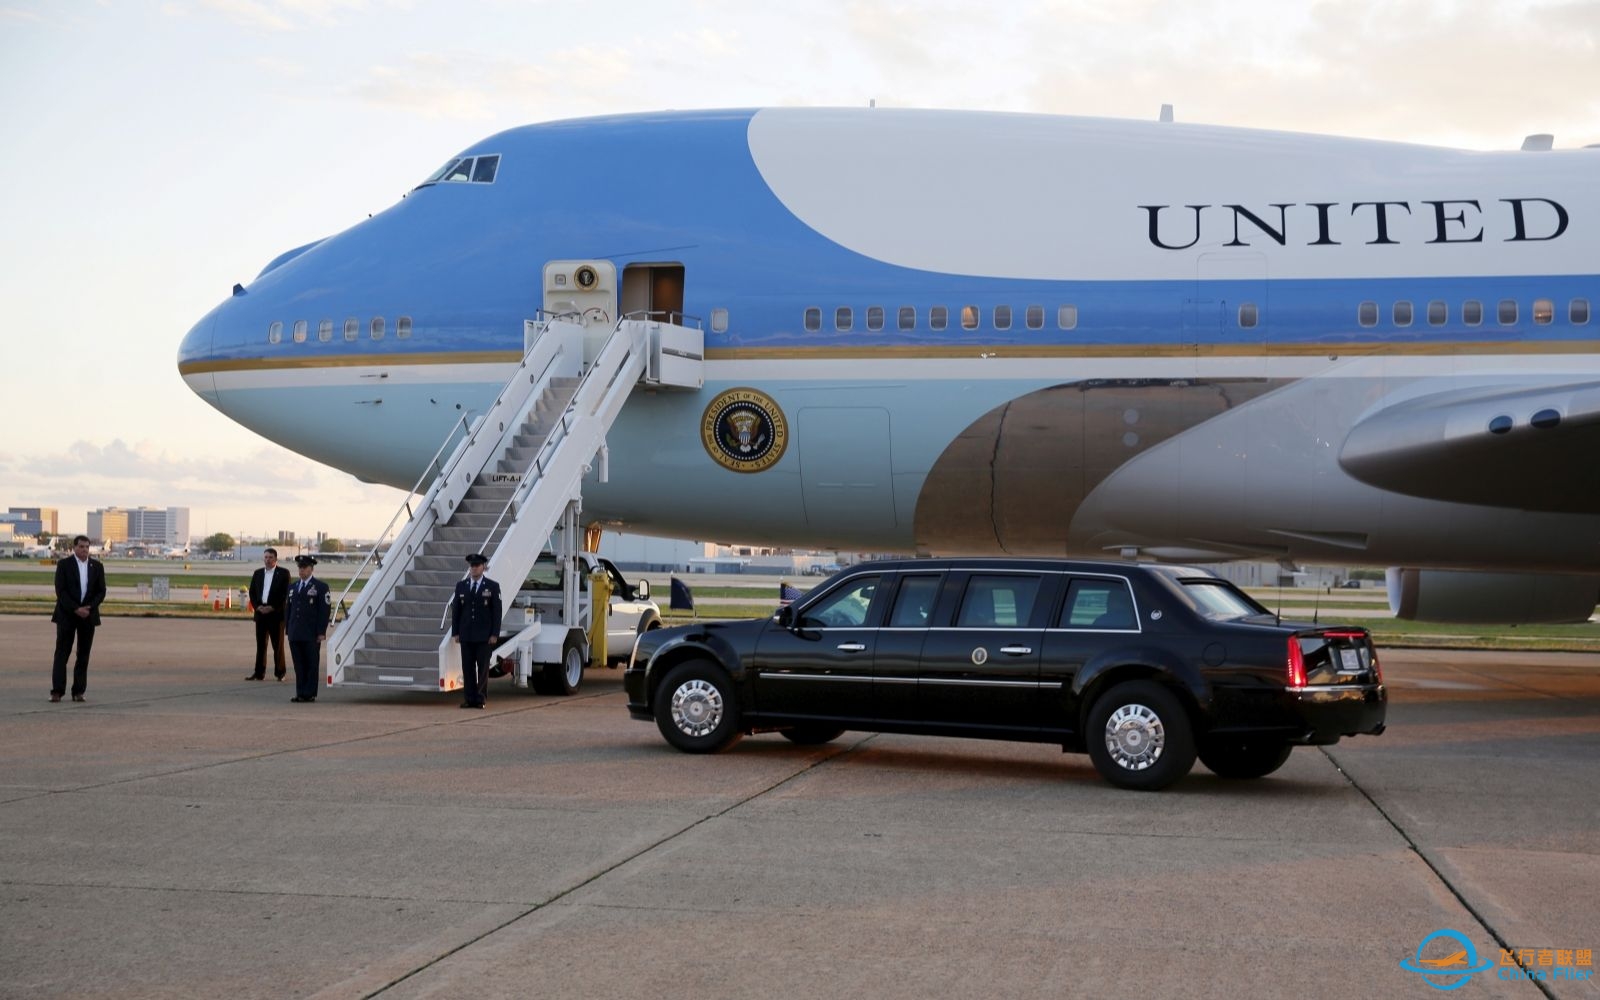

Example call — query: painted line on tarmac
[0,684,618,807]
[1319,746,1558,1000]
[358,732,880,999]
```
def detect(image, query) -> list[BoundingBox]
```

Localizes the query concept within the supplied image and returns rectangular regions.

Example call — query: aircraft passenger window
[1463,300,1483,326]
[292,320,307,344]
[371,317,386,340]
[1057,305,1078,330]
[471,155,500,183]
[930,306,948,331]
[397,316,413,339]
[994,305,1012,330]
[1238,303,1258,328]
[710,308,728,333]
[344,318,359,341]
[268,321,282,345]
[956,574,1042,628]
[866,306,884,331]
[444,157,474,182]
[1533,299,1554,324]
[835,307,852,332]
[1357,301,1378,327]
[1573,299,1592,324]
[1393,301,1413,327]
[1026,305,1044,330]
[961,305,979,330]
[888,575,941,627]
[1497,299,1518,325]
[804,307,821,332]
[1427,300,1447,326]
[897,306,915,330]
[318,319,333,342]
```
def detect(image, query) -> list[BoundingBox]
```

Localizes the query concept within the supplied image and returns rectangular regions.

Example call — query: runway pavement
[0,615,1596,999]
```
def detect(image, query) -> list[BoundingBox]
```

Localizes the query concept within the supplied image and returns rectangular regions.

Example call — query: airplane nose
[177,309,219,407]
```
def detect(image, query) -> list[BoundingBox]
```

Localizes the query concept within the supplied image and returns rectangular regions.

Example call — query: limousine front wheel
[656,661,743,753]
[1086,681,1196,790]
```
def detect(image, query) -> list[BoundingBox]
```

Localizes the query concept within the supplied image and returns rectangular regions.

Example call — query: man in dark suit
[451,553,501,709]
[50,535,106,703]
[284,555,331,703]
[246,547,291,681]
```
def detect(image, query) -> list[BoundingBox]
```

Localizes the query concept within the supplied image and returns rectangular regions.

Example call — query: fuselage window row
[802,304,1082,334]
[1356,298,1590,329]
[267,316,414,344]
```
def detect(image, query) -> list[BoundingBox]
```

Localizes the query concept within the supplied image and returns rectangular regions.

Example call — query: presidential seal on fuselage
[701,387,789,473]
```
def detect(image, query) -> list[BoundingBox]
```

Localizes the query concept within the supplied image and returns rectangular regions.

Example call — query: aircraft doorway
[1188,252,1267,377]
[621,264,685,323]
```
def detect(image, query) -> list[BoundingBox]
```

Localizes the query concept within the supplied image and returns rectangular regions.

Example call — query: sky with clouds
[0,0,1595,540]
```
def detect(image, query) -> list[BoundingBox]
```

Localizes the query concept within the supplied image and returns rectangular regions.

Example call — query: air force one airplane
[178,107,1600,623]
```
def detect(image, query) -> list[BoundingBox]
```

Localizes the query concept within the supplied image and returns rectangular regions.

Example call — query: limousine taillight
[1288,630,1380,690]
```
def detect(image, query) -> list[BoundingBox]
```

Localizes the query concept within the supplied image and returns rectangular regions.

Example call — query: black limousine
[624,559,1386,790]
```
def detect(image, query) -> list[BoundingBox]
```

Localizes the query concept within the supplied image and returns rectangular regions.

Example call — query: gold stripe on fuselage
[177,340,1600,376]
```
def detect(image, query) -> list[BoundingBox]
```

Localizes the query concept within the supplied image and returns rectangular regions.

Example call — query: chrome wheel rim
[1104,703,1165,771]
[564,647,583,687]
[670,679,723,737]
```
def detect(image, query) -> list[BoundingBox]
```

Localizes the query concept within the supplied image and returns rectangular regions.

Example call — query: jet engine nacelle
[1386,568,1600,624]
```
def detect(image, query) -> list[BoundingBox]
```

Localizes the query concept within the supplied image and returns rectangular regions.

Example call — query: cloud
[199,0,389,32]
[350,47,641,121]
[1020,0,1600,147]
[0,438,406,539]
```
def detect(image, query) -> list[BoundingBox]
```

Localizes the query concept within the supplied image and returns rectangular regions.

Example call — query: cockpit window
[417,154,500,189]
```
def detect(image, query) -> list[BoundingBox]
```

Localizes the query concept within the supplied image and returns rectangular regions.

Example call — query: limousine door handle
[836,642,867,652]
[999,645,1033,656]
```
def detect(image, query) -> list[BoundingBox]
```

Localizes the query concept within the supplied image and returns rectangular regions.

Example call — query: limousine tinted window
[956,574,1042,627]
[1181,579,1264,620]
[798,575,880,628]
[1060,578,1136,629]
[889,575,941,627]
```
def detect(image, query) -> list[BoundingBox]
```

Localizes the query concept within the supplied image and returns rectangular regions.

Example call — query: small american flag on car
[778,581,804,605]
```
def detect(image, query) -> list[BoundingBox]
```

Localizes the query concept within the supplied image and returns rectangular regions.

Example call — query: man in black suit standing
[451,553,501,709]
[50,535,106,703]
[246,547,291,681]
[285,555,331,703]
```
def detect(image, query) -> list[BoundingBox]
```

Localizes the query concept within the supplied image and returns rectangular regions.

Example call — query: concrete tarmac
[1,615,1596,999]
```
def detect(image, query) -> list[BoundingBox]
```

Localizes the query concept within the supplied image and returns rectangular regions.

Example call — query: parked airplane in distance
[178,108,1600,623]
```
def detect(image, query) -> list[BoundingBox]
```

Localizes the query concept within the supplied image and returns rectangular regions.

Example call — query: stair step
[385,598,452,618]
[441,512,503,530]
[342,663,440,688]
[353,647,440,670]
[373,615,448,635]
[365,631,445,652]
[391,583,454,601]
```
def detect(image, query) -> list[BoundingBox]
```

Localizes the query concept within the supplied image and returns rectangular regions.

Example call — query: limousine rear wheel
[1198,739,1293,779]
[1086,681,1196,790]
[655,660,743,754]
[780,725,846,745]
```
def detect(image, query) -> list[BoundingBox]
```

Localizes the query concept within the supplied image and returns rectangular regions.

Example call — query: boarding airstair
[327,312,703,692]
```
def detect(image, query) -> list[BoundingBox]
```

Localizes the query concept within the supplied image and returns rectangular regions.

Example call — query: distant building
[87,506,191,546]
[7,507,58,536]
[87,508,130,544]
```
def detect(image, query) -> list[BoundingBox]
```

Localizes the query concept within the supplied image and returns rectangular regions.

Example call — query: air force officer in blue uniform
[451,553,501,709]
[285,555,331,703]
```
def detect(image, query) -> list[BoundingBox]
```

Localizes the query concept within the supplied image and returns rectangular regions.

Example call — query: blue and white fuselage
[178,108,1600,609]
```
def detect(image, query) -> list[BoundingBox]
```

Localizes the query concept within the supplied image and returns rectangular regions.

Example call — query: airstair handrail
[331,409,471,618]
[330,318,579,673]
